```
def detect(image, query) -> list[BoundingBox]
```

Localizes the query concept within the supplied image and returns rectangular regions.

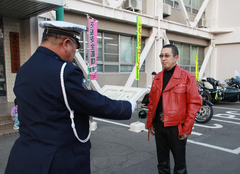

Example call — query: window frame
[164,0,204,15]
[78,31,145,73]
[170,41,205,75]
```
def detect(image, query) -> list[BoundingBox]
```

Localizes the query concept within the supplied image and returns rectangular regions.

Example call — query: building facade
[0,0,240,102]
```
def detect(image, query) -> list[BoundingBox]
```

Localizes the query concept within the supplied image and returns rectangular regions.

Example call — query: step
[0,115,12,121]
[0,120,14,130]
[0,128,19,137]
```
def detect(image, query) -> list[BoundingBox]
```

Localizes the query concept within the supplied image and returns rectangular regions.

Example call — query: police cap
[39,21,86,48]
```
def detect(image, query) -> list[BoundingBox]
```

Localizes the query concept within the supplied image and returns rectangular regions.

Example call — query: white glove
[128,101,137,113]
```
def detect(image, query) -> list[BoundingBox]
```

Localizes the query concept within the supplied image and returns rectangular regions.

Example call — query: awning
[0,0,63,19]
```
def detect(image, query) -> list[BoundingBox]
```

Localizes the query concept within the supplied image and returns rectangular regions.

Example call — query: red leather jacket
[146,65,202,136]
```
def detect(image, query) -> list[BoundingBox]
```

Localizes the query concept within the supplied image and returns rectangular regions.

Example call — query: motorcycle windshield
[219,80,229,88]
[235,76,240,82]
[234,70,240,82]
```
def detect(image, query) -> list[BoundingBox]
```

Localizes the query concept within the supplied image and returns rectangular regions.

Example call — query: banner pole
[86,14,98,131]
[129,15,145,133]
[136,15,142,122]
[87,14,90,84]
[136,15,139,122]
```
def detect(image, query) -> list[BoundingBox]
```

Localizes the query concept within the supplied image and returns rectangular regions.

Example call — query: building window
[171,42,204,75]
[79,31,145,73]
[120,35,133,72]
[104,33,119,62]
[164,0,204,15]
[79,32,85,60]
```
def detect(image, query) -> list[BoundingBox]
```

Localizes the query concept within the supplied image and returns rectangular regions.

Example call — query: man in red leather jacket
[146,44,202,174]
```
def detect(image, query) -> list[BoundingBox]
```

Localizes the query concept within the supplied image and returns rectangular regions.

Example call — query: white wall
[24,17,40,60]
[216,44,240,80]
[3,17,27,102]
[214,0,240,45]
[145,35,158,87]
[205,0,218,28]
[213,0,240,80]
[218,0,240,28]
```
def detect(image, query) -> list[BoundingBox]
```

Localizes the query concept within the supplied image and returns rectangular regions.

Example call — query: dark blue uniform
[5,47,132,174]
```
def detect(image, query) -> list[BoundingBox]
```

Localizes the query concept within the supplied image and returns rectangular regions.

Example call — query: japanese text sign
[10,32,20,73]
[88,18,98,80]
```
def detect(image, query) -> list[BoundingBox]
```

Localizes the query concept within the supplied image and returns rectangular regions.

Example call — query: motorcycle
[225,70,240,89]
[138,72,155,119]
[195,83,213,123]
[197,82,212,102]
[202,77,240,103]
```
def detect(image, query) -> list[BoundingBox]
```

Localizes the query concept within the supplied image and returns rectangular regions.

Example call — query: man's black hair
[162,44,179,57]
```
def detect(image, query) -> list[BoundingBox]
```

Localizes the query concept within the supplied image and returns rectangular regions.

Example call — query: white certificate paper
[99,85,148,102]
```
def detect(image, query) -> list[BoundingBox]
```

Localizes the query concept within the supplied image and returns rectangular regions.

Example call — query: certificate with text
[99,85,148,102]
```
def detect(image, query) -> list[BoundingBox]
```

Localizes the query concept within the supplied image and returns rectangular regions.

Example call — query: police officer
[5,21,136,174]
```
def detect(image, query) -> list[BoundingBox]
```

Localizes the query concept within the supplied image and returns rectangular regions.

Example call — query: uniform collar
[36,46,63,61]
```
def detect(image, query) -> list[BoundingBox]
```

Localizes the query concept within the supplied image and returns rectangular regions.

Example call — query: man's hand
[148,126,155,136]
[179,132,189,140]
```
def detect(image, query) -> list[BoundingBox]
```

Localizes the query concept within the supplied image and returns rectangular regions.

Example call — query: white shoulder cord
[60,62,91,143]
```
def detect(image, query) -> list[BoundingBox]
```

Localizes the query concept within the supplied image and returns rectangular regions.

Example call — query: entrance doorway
[0,15,6,97]
[0,38,6,96]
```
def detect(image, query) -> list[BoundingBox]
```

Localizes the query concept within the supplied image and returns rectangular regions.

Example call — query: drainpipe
[55,7,64,21]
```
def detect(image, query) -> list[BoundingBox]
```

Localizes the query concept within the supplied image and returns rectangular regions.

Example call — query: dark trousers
[154,120,187,174]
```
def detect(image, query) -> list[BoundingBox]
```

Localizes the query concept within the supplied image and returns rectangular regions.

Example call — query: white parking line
[213,106,240,111]
[187,140,240,154]
[92,118,240,154]
[213,115,240,120]
[211,118,240,125]
[94,105,240,155]
[93,118,202,135]
[191,132,202,136]
[194,123,223,128]
[93,118,130,128]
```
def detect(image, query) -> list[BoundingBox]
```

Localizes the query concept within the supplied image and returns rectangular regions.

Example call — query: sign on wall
[88,18,98,80]
[10,32,20,73]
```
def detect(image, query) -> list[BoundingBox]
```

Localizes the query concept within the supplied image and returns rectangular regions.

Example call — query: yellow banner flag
[135,16,142,80]
[195,53,199,81]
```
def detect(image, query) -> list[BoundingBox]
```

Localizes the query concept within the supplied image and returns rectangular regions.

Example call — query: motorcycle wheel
[202,91,212,102]
[195,102,213,123]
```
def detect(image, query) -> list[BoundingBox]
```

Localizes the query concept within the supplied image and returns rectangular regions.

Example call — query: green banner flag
[135,16,142,80]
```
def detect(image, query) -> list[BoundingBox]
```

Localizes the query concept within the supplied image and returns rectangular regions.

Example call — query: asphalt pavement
[1,102,240,174]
